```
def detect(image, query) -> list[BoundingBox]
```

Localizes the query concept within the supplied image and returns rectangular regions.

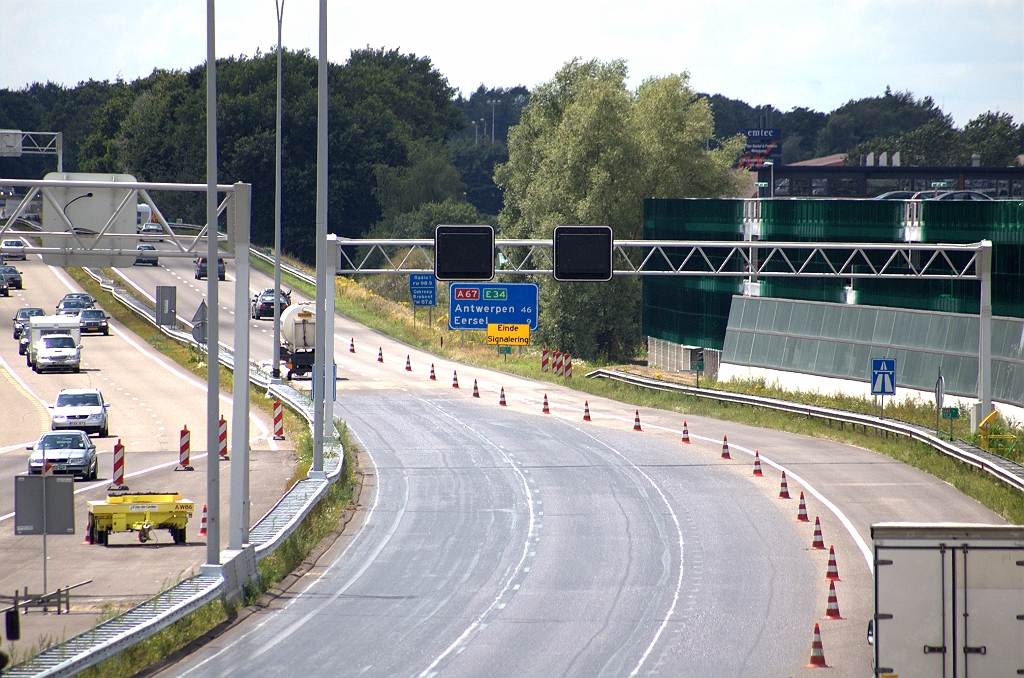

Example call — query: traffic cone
[499,387,507,406]
[82,524,92,545]
[452,371,459,388]
[681,421,690,444]
[349,338,355,353]
[721,434,730,459]
[542,394,550,414]
[405,355,412,371]
[806,623,828,668]
[797,491,810,522]
[198,504,208,537]
[583,401,591,421]
[822,580,844,620]
[811,517,826,549]
[779,471,791,499]
[752,450,763,476]
[472,379,480,398]
[429,363,436,381]
[377,347,383,363]
[633,410,642,431]
[825,545,841,581]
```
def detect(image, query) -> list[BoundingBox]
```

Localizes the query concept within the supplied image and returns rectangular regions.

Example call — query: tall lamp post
[272,0,285,382]
[763,160,774,198]
[486,99,501,142]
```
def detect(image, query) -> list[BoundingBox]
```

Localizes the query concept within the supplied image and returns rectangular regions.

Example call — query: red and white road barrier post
[564,354,572,379]
[110,439,127,490]
[541,348,549,373]
[218,415,228,461]
[273,400,285,440]
[177,425,194,471]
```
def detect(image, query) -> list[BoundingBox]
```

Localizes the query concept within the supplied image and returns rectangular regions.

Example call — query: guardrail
[587,368,1024,493]
[6,268,342,677]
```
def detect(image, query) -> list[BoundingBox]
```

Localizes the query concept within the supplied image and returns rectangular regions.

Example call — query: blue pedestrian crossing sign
[871,359,896,396]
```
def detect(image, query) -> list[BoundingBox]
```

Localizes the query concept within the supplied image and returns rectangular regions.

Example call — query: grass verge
[252,254,1024,524]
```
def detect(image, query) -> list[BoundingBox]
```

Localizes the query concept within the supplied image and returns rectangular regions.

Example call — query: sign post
[935,368,945,437]
[941,406,959,441]
[871,358,897,417]
[410,273,436,328]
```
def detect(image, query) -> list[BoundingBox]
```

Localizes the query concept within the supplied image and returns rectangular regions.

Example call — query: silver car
[50,388,110,437]
[27,430,98,480]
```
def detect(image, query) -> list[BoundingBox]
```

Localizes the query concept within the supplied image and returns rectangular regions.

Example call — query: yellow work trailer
[86,493,194,545]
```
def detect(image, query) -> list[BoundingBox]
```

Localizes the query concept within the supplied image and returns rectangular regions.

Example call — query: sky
[1,1,1022,127]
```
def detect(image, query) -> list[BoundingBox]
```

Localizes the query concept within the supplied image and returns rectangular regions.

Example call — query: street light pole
[204,0,221,567]
[763,160,774,198]
[272,0,285,382]
[486,99,501,142]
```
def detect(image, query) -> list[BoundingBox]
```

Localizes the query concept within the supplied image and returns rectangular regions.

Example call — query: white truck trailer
[279,302,315,379]
[871,523,1024,677]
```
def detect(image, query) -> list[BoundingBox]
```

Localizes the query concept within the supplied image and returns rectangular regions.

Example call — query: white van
[27,315,82,373]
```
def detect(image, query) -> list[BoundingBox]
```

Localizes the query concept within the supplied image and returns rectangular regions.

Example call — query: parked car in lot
[78,308,110,335]
[134,244,159,266]
[1,237,26,260]
[26,430,98,480]
[194,257,225,281]
[251,288,291,319]
[0,264,24,289]
[13,306,45,339]
[49,388,110,437]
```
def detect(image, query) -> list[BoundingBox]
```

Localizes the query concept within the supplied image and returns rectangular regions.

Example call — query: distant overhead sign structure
[434,224,494,281]
[449,283,538,331]
[871,358,897,396]
[552,225,613,282]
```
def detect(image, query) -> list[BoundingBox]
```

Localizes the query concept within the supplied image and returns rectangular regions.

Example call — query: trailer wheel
[97,529,109,546]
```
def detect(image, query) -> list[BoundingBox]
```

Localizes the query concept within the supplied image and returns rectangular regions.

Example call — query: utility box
[872,523,1024,677]
[155,286,176,327]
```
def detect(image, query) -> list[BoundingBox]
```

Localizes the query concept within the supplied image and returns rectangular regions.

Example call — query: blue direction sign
[449,282,538,330]
[410,273,436,307]
[871,358,896,396]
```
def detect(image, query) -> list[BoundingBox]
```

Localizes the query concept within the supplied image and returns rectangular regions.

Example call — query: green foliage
[449,137,508,215]
[816,87,944,157]
[496,58,746,360]
[372,141,465,220]
[845,110,1022,167]
[368,197,490,239]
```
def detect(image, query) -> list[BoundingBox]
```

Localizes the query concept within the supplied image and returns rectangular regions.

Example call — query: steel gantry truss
[331,237,994,418]
[335,238,985,280]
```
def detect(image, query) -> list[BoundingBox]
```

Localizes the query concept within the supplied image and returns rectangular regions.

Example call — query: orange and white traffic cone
[811,517,826,550]
[429,364,436,381]
[806,623,828,668]
[721,434,730,459]
[405,355,412,371]
[752,450,763,476]
[542,394,550,414]
[198,504,208,537]
[633,410,642,431]
[499,387,507,406]
[797,491,810,522]
[779,471,791,499]
[349,338,355,353]
[472,379,480,398]
[452,371,459,388]
[583,401,591,421]
[825,545,841,581]
[681,421,690,444]
[377,347,383,363]
[822,580,844,620]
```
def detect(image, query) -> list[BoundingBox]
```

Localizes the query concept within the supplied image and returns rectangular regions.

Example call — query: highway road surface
[0,253,293,657]
[119,247,1004,677]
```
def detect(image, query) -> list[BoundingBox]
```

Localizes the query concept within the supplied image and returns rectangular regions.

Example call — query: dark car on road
[0,265,24,289]
[134,244,159,266]
[13,306,44,339]
[251,288,291,319]
[56,299,90,316]
[194,257,225,281]
[27,430,98,480]
[78,309,110,335]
